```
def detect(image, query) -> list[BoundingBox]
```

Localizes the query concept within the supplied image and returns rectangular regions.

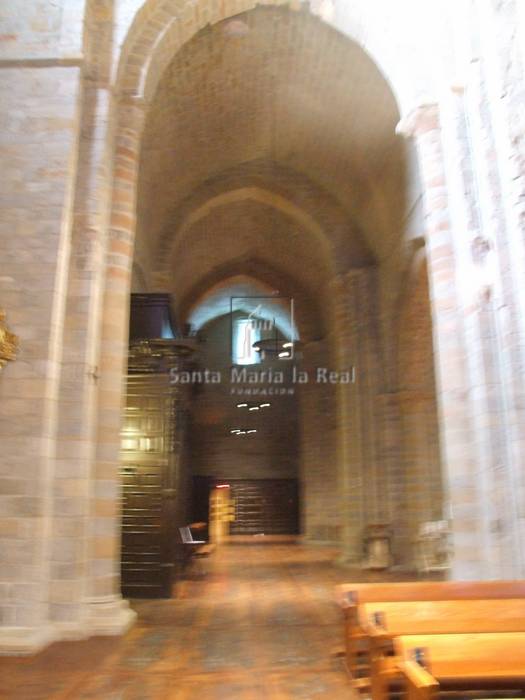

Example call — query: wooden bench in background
[397,632,525,700]
[335,580,525,692]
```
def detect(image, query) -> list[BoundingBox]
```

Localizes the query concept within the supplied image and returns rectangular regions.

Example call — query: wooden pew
[336,580,525,610]
[365,599,525,700]
[396,633,525,700]
[335,581,525,688]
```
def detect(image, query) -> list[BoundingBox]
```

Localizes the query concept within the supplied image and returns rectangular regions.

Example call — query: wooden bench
[396,632,525,700]
[335,581,525,690]
[336,580,525,611]
[365,599,525,700]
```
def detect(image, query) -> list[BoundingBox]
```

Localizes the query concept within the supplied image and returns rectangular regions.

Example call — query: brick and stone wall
[188,315,300,482]
[0,61,82,651]
[1,0,525,654]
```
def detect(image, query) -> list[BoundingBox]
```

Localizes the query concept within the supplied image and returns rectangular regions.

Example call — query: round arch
[186,275,299,340]
[92,0,433,608]
[181,266,325,341]
[114,0,438,113]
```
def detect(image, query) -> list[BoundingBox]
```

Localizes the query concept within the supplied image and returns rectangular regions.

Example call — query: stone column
[299,338,339,543]
[396,392,443,568]
[398,104,488,579]
[49,79,135,641]
[333,269,392,564]
[376,391,404,565]
[86,96,146,629]
[329,273,363,562]
[472,0,525,574]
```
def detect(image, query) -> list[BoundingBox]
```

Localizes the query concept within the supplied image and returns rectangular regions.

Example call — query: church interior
[1,0,525,698]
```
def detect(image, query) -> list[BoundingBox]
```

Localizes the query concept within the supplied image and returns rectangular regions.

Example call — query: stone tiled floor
[0,542,397,699]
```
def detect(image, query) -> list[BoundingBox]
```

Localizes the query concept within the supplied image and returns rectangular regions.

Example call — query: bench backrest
[336,580,525,607]
[396,632,525,677]
[363,598,525,636]
[179,526,194,544]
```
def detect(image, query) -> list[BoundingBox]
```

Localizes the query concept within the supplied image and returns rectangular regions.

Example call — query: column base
[0,596,137,656]
[84,594,137,636]
[0,625,57,656]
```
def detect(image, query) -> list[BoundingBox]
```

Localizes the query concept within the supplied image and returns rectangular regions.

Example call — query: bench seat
[397,632,525,700]
[366,600,525,700]
[335,580,525,693]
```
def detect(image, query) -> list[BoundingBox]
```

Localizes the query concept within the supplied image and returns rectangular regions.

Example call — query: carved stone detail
[0,310,18,370]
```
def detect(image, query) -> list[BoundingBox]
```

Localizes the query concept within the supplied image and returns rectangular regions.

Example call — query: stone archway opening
[6,0,525,660]
[105,2,435,600]
[184,280,303,542]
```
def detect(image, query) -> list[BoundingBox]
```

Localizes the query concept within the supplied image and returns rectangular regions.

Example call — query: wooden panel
[191,478,299,536]
[228,479,299,535]
[120,373,175,598]
[129,293,176,342]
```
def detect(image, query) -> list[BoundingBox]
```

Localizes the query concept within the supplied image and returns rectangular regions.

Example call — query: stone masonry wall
[189,315,300,482]
[0,63,81,647]
[2,0,525,655]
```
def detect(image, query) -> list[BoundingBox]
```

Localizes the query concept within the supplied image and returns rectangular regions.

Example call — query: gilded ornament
[0,310,18,370]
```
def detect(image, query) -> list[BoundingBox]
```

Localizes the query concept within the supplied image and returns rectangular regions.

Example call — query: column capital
[115,90,148,110]
[396,103,441,139]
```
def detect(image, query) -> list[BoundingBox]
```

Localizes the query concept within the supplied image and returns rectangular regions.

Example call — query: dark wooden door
[229,479,299,535]
[192,478,299,536]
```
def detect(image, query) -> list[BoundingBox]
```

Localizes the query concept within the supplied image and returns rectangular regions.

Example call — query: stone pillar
[87,96,146,626]
[49,79,136,640]
[396,392,443,568]
[330,273,363,562]
[333,269,393,565]
[376,391,405,565]
[299,339,339,543]
[398,104,489,579]
[472,0,525,574]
